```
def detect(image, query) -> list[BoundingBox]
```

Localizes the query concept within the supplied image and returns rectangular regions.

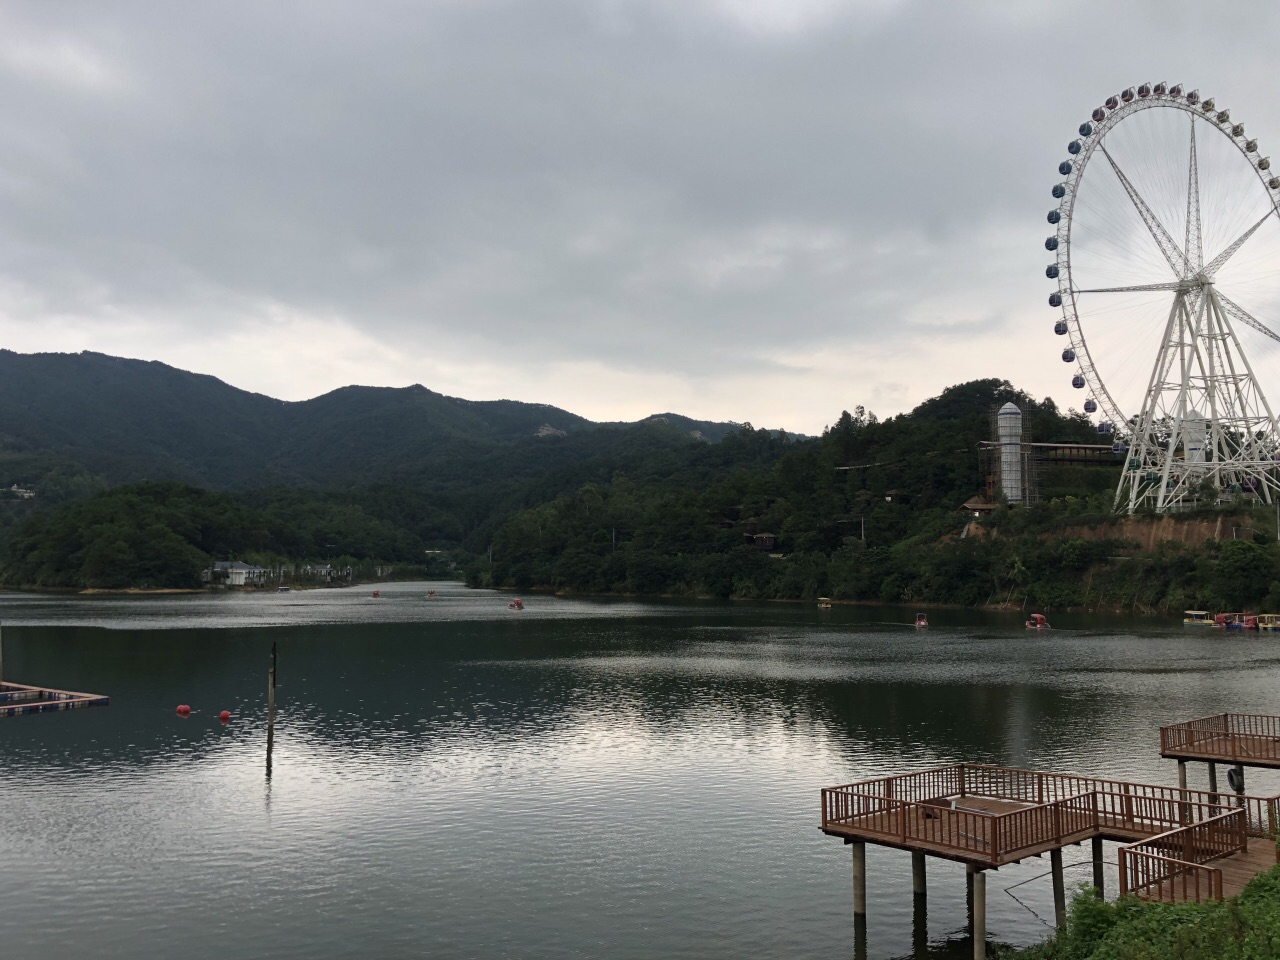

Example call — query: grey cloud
[3,1,1280,429]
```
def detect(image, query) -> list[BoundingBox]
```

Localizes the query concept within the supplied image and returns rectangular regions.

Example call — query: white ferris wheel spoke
[1203,207,1277,278]
[1099,143,1188,278]
[1185,118,1203,274]
[1074,281,1185,294]
[1215,291,1280,344]
[1051,85,1280,514]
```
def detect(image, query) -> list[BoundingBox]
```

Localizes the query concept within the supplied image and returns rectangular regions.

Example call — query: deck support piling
[911,851,926,896]
[851,841,866,918]
[1177,760,1189,823]
[266,642,277,776]
[1091,836,1104,899]
[911,889,927,957]
[1208,761,1219,805]
[1050,849,1067,930]
[972,869,987,960]
[1233,763,1246,800]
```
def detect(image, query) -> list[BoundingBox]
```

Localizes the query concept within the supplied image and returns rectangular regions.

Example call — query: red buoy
[218,710,230,723]
[176,704,191,716]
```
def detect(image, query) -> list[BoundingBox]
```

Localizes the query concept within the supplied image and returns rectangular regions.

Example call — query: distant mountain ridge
[0,350,781,490]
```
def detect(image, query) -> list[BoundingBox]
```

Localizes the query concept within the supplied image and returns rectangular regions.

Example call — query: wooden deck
[1124,843,1278,901]
[822,763,1279,903]
[1161,713,1280,768]
[1221,844,1279,897]
[0,681,109,717]
[1120,828,1277,903]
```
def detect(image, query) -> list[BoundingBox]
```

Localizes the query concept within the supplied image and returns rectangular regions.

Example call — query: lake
[1,583,1278,958]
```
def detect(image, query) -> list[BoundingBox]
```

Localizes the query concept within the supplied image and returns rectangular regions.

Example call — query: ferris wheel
[1048,82,1280,513]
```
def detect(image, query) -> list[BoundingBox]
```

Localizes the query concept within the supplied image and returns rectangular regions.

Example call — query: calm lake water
[1,584,1278,959]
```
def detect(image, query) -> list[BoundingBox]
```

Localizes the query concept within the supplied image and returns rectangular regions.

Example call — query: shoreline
[0,580,1181,618]
[499,584,1178,618]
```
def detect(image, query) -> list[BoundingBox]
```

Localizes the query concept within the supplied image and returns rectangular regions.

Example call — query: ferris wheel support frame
[1118,283,1280,511]
[1047,83,1280,513]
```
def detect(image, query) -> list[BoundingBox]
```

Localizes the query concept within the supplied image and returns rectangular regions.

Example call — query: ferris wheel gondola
[1045,82,1280,512]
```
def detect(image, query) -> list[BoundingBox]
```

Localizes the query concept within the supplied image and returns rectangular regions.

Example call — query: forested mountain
[0,350,758,489]
[6,361,1275,612]
[0,350,806,586]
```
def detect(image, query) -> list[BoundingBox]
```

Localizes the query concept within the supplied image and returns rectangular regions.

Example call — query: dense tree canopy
[474,381,1280,613]
[1,482,420,589]
[8,377,1278,610]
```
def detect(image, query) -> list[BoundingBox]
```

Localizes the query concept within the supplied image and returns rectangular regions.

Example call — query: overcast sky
[3,1,1280,433]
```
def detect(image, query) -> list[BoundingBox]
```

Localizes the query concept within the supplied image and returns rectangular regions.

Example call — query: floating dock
[0,681,110,718]
[822,761,1280,960]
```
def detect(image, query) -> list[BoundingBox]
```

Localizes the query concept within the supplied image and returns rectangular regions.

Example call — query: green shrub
[1003,866,1280,960]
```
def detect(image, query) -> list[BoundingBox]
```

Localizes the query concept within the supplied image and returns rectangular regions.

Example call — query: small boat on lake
[817,597,832,609]
[1182,610,1213,625]
[371,589,381,598]
[1026,613,1050,630]
[1257,614,1280,631]
[1214,612,1249,629]
[508,598,524,610]
[915,612,929,628]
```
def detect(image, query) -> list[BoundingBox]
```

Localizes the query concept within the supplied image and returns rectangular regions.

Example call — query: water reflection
[0,587,1278,959]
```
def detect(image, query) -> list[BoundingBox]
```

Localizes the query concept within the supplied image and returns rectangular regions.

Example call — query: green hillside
[19,361,1260,610]
[0,349,778,553]
[478,379,1129,602]
[0,350,771,489]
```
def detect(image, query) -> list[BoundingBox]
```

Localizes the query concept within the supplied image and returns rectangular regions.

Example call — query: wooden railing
[1161,713,1280,763]
[830,764,965,803]
[1120,850,1222,903]
[1225,714,1280,739]
[822,764,1280,867]
[1118,809,1246,903]
[820,789,994,859]
[828,764,1279,835]
[991,792,1096,861]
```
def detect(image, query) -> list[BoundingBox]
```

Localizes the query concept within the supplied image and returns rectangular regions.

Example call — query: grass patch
[1003,866,1280,959]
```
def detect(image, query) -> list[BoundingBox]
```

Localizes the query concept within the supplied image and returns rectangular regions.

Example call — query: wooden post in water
[971,869,986,960]
[911,851,926,896]
[850,841,866,918]
[851,840,867,960]
[0,620,5,684]
[1177,760,1189,823]
[1050,848,1067,930]
[911,877,927,957]
[1208,761,1219,808]
[1091,836,1104,899]
[266,642,277,774]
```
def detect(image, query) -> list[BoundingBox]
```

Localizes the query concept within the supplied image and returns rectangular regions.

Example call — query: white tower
[997,402,1024,504]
